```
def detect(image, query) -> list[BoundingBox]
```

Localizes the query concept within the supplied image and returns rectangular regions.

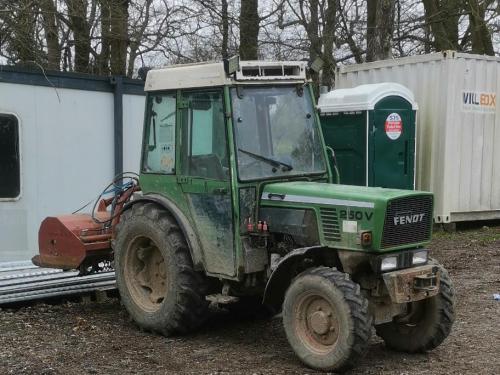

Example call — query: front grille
[382,195,433,248]
[320,208,341,242]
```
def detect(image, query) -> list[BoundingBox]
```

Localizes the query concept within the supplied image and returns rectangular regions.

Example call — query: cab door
[177,89,235,277]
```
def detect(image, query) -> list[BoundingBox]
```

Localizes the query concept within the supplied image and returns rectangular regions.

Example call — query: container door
[371,105,415,189]
[178,89,235,276]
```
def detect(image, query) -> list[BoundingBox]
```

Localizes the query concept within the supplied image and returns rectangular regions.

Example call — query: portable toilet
[318,83,418,189]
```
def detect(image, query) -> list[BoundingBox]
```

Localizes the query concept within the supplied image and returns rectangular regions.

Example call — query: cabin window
[180,90,228,180]
[0,114,20,199]
[142,93,176,174]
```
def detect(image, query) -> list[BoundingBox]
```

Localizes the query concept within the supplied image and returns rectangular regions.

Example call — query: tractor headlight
[380,256,398,272]
[412,250,428,265]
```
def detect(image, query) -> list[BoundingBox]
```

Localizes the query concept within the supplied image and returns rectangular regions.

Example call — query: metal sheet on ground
[0,261,115,305]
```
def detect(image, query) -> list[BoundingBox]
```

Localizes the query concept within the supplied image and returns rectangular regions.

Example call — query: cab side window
[180,91,228,180]
[142,93,176,174]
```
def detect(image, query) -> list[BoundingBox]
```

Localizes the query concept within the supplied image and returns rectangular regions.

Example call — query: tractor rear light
[246,217,254,232]
[360,231,372,247]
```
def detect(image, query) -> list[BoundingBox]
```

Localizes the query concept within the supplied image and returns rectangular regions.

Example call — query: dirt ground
[1,225,499,375]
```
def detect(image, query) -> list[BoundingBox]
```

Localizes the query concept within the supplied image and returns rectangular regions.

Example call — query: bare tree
[279,0,337,87]
[366,0,396,62]
[467,0,495,55]
[422,0,461,51]
[1,0,39,64]
[240,0,259,59]
[65,0,93,72]
[1,0,499,77]
[221,0,229,58]
[337,0,364,63]
[190,0,238,60]
[322,0,337,86]
[109,0,129,75]
[127,0,152,76]
[40,0,61,70]
[97,0,111,74]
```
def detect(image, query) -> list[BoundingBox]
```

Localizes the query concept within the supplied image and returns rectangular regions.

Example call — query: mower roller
[34,177,139,274]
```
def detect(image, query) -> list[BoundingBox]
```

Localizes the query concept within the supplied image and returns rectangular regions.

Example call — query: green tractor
[37,58,455,372]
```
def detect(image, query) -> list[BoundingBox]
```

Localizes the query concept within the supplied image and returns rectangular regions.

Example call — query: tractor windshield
[231,85,326,181]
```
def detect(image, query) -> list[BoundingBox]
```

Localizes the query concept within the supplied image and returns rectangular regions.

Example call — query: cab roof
[144,60,308,91]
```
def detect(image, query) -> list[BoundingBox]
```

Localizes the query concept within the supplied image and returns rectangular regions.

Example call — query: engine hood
[260,181,433,252]
[261,181,431,207]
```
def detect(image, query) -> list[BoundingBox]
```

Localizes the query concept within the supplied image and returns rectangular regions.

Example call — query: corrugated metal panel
[0,261,115,304]
[336,51,500,222]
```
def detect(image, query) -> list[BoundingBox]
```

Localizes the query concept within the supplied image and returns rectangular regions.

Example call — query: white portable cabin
[335,51,500,223]
[0,66,145,264]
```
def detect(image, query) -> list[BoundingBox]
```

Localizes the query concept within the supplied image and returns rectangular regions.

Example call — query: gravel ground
[1,225,499,374]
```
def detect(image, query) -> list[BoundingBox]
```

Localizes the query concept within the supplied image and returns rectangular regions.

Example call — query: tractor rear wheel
[114,203,208,335]
[375,259,455,352]
[282,267,372,372]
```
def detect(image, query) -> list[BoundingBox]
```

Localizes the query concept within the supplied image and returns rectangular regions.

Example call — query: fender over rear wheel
[114,203,208,335]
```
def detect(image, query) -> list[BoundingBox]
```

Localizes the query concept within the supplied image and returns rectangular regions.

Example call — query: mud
[1,225,499,374]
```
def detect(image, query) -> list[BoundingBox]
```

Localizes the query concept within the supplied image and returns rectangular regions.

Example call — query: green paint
[138,82,432,280]
[261,181,432,252]
[370,97,415,189]
[321,112,366,185]
[320,95,416,190]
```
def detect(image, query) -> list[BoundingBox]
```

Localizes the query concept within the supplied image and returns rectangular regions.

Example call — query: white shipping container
[336,51,500,223]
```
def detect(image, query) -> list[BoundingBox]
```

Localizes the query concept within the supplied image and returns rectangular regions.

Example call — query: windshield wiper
[238,148,293,172]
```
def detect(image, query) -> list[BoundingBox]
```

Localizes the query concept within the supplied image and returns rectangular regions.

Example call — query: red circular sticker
[385,113,403,140]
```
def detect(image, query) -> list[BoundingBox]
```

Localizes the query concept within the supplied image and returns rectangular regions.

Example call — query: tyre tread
[287,266,372,372]
[375,259,455,353]
[115,202,208,336]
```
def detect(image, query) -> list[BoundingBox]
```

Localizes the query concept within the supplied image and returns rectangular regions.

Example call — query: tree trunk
[366,0,395,62]
[305,0,320,86]
[321,0,336,88]
[110,0,129,75]
[239,0,259,60]
[67,0,91,72]
[366,0,377,61]
[467,0,494,55]
[9,1,38,63]
[422,0,460,51]
[40,0,60,70]
[221,0,229,59]
[98,0,111,74]
[127,0,153,77]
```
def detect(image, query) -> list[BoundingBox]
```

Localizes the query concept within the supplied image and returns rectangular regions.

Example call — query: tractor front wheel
[114,203,208,335]
[282,267,372,372]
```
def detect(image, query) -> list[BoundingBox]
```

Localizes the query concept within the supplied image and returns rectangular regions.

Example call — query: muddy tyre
[375,260,455,352]
[114,203,208,335]
[283,267,372,372]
